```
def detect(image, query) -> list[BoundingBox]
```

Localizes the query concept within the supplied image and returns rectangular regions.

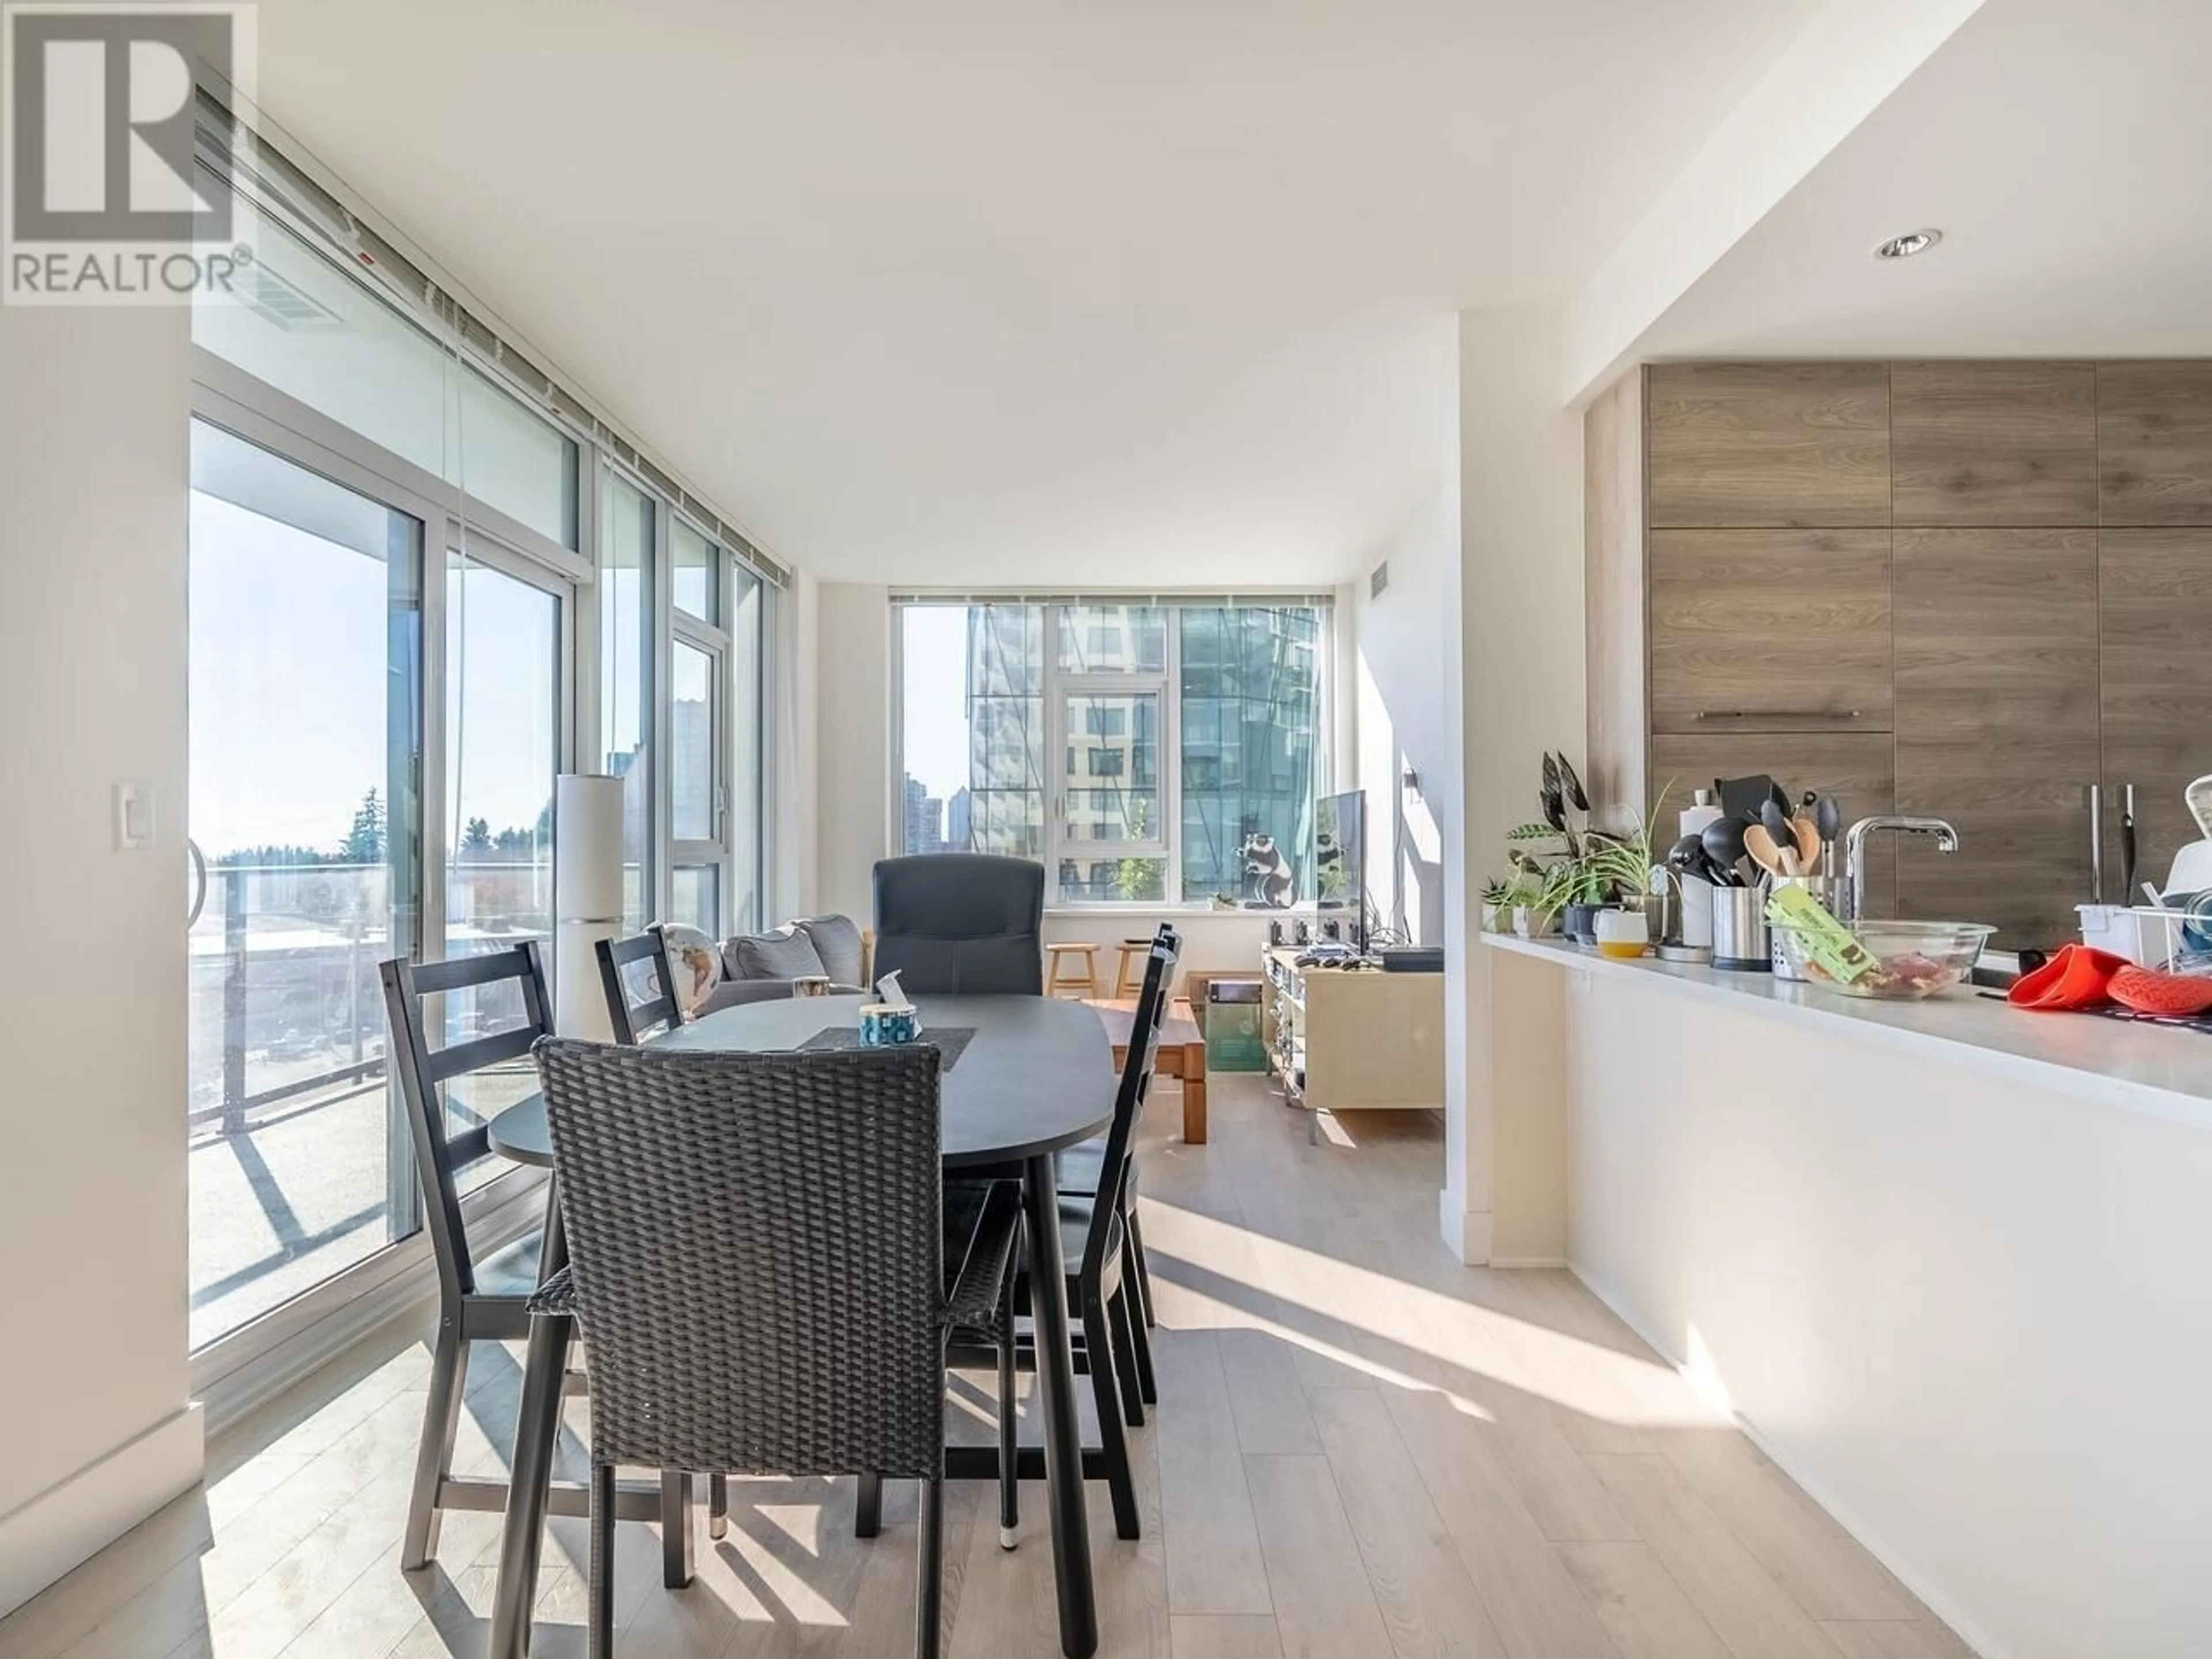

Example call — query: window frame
[892,598,1332,909]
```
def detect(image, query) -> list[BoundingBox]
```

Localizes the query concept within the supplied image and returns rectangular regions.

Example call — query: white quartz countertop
[1483,931,2212,1130]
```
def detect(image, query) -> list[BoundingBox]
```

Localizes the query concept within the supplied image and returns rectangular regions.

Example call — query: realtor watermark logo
[3,2,257,304]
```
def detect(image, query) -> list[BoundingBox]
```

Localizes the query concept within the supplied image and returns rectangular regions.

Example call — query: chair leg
[1107,1289,1146,1429]
[855,1473,882,1539]
[402,1314,468,1571]
[589,1461,616,1659]
[916,1473,945,1659]
[661,1470,694,1588]
[997,1315,1020,1550]
[709,1472,729,1541]
[1127,1206,1157,1329]
[1081,1299,1141,1540]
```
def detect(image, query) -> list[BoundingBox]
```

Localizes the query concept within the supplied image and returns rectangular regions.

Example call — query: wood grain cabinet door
[1892,529,2101,949]
[2101,529,2212,893]
[1647,363,1891,528]
[1647,731,1897,915]
[2099,363,2212,525]
[1647,529,1892,734]
[1891,362,2096,526]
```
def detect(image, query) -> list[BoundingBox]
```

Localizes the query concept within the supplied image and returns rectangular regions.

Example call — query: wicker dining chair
[529,1038,1022,1659]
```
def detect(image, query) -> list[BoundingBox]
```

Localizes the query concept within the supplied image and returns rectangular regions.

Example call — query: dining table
[481,992,1116,1659]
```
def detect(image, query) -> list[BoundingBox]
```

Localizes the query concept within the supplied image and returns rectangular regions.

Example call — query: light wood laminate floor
[0,1075,1972,1659]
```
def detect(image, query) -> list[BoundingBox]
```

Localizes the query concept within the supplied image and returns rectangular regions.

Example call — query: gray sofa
[692,913,870,1017]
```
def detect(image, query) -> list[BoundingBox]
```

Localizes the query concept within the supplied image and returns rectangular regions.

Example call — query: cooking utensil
[1700,815,1749,885]
[2122,783,2138,902]
[1791,812,1821,872]
[1815,796,1842,879]
[1744,820,1790,878]
[1759,800,1798,874]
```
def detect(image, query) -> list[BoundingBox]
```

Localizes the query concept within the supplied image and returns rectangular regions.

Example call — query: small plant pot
[1562,901,1616,946]
[1512,905,1558,939]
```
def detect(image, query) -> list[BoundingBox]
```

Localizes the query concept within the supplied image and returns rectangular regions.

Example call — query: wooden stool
[1045,941,1101,999]
[1112,938,1150,999]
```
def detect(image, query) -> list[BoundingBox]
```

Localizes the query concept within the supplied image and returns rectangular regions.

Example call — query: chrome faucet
[1843,816,1960,922]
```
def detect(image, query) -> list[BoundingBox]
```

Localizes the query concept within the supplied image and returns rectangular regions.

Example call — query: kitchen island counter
[1484,931,2212,1129]
[1478,930,2212,1659]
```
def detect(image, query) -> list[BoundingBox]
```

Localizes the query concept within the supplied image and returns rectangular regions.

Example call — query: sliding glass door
[187,421,423,1349]
[442,547,565,1195]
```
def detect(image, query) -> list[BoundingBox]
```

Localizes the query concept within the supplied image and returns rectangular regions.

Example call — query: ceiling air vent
[1370,560,1389,600]
[230,261,348,332]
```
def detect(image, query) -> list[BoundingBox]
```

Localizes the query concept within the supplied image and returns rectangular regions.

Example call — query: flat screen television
[1314,789,1366,953]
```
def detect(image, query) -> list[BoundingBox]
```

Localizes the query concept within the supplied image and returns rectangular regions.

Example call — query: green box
[1205,981,1267,1073]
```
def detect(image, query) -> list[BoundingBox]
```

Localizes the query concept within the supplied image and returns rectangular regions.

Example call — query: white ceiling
[1632,0,2212,364]
[251,0,1819,584]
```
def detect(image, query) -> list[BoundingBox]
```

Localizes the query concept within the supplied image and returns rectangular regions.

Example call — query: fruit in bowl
[1773,919,1994,1000]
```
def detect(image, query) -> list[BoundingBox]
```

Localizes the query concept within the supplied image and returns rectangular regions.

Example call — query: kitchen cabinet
[1647,529,1891,734]
[1890,362,2096,526]
[1647,363,1891,529]
[2097,363,2212,525]
[2100,529,2212,893]
[1892,529,2101,948]
[1649,730,1896,915]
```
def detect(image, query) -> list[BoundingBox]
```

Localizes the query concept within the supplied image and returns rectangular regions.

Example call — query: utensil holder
[1767,875,1843,980]
[1711,886,1770,972]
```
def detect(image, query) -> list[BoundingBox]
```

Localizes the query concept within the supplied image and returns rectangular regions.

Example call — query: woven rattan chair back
[533,1039,948,1479]
[380,943,554,1298]
[595,926,684,1044]
[1082,928,1179,1284]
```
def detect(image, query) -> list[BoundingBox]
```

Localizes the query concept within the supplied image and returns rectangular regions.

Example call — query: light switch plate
[114,781,155,851]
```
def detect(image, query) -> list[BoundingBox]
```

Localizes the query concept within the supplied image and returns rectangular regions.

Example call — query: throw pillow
[656,922,724,1016]
[794,914,866,987]
[729,925,827,982]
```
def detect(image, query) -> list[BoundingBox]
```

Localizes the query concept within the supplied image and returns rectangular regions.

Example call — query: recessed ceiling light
[1874,229,1942,260]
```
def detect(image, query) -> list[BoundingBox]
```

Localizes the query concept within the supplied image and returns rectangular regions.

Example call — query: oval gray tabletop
[485,993,1114,1171]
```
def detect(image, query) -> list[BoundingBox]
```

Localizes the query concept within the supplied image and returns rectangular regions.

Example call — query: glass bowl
[1772,919,1994,1000]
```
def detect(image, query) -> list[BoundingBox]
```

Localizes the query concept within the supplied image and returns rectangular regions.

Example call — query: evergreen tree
[463,816,493,855]
[340,788,387,864]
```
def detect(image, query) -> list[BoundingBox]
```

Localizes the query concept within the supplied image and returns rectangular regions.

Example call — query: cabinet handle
[1694,709,1863,723]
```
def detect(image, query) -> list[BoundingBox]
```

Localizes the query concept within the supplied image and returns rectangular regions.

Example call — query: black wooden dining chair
[591,926,732,1540]
[382,944,696,1580]
[952,927,1177,1545]
[380,944,562,1570]
[527,1039,1023,1659]
[596,926,684,1044]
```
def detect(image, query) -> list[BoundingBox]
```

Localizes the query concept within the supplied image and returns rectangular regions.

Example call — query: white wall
[814,582,892,922]
[1351,486,1453,944]
[0,304,202,1612]
[771,567,821,919]
[1441,309,1585,1263]
[1565,964,2212,1659]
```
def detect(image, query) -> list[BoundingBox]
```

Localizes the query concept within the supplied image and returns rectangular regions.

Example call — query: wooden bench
[1090,997,1209,1144]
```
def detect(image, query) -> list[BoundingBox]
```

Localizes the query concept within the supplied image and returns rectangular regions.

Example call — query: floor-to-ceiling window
[186,422,425,1349]
[184,105,782,1368]
[894,597,1327,905]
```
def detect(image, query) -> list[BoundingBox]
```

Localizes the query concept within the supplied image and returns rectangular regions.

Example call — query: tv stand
[1260,946,1445,1143]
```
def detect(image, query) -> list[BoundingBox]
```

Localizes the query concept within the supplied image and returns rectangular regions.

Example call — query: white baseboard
[1566,1259,2015,1659]
[1487,1255,1568,1269]
[0,1404,204,1619]
[1437,1191,1492,1264]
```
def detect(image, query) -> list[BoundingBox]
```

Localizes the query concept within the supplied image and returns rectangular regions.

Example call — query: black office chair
[527,1040,1023,1659]
[872,854,1046,994]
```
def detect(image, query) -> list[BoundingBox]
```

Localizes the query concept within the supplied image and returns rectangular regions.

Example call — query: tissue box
[859,1004,921,1046]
